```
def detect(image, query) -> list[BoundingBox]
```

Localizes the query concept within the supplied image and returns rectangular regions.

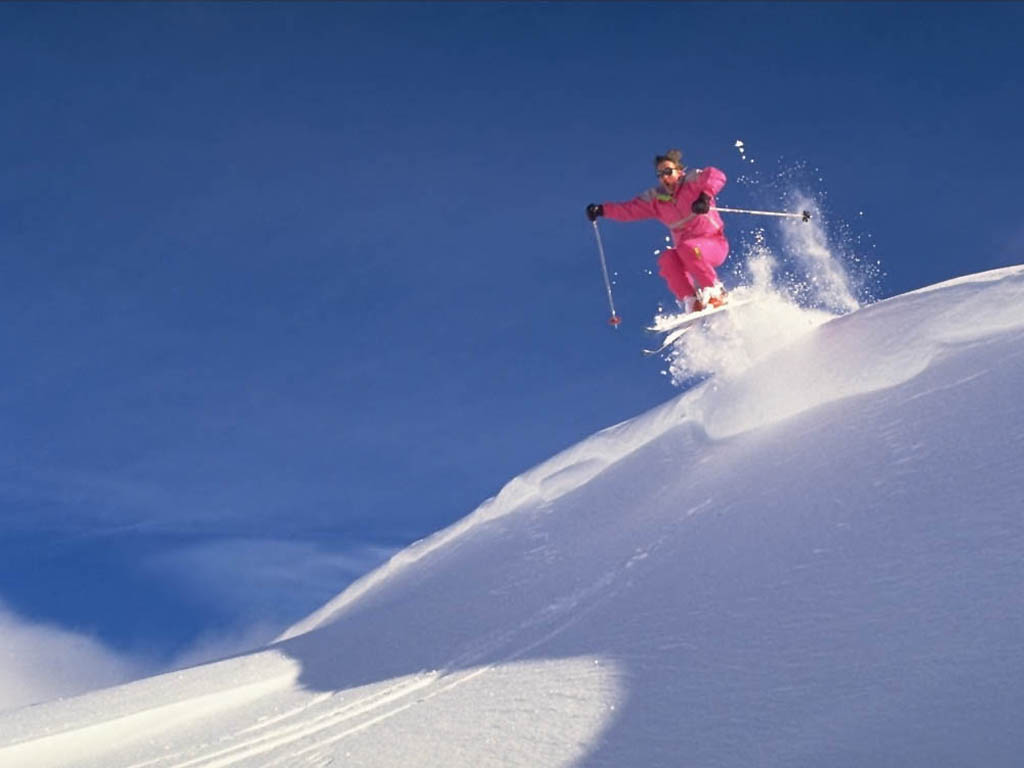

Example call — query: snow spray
[656,145,882,388]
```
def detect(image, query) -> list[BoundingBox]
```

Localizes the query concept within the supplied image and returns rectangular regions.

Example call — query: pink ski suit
[602,167,729,300]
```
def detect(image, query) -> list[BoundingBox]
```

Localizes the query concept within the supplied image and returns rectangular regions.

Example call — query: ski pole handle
[591,220,621,327]
[712,206,811,222]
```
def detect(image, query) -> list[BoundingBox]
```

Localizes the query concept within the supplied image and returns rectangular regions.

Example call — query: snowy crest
[3,266,1024,768]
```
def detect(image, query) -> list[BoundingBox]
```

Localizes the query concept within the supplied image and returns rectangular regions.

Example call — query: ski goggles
[656,167,680,177]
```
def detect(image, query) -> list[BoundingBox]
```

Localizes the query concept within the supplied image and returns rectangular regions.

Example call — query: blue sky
[2,2,1022,664]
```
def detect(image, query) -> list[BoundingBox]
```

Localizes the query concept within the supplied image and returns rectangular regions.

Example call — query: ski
[646,298,751,334]
[642,324,692,356]
[643,299,752,356]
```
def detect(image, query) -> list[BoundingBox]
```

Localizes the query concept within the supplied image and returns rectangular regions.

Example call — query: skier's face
[656,162,681,189]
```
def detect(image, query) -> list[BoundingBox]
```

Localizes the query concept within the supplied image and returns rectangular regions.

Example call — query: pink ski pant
[657,236,729,300]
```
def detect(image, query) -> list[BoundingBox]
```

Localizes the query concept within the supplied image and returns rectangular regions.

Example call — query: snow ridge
[281,265,1024,640]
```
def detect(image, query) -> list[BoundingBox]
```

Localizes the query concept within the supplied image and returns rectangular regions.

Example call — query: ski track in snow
[1,532,635,767]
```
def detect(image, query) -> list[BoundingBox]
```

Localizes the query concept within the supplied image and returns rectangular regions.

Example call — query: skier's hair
[654,149,683,169]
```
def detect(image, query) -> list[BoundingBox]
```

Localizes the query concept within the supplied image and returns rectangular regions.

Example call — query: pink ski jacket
[602,167,727,244]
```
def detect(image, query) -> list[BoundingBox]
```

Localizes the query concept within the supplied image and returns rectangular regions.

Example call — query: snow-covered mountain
[2,265,1023,767]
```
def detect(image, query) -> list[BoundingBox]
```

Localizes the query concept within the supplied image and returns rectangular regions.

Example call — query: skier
[586,149,729,312]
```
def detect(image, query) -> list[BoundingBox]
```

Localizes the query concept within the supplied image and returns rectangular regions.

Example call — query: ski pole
[712,206,811,223]
[591,220,622,327]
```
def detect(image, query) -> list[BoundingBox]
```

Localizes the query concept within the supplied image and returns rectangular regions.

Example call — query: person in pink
[587,149,729,312]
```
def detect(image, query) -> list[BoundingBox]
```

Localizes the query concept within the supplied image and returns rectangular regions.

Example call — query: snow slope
[2,265,1023,767]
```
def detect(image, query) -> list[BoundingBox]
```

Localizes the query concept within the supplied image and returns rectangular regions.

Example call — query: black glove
[691,193,711,215]
[586,203,604,222]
